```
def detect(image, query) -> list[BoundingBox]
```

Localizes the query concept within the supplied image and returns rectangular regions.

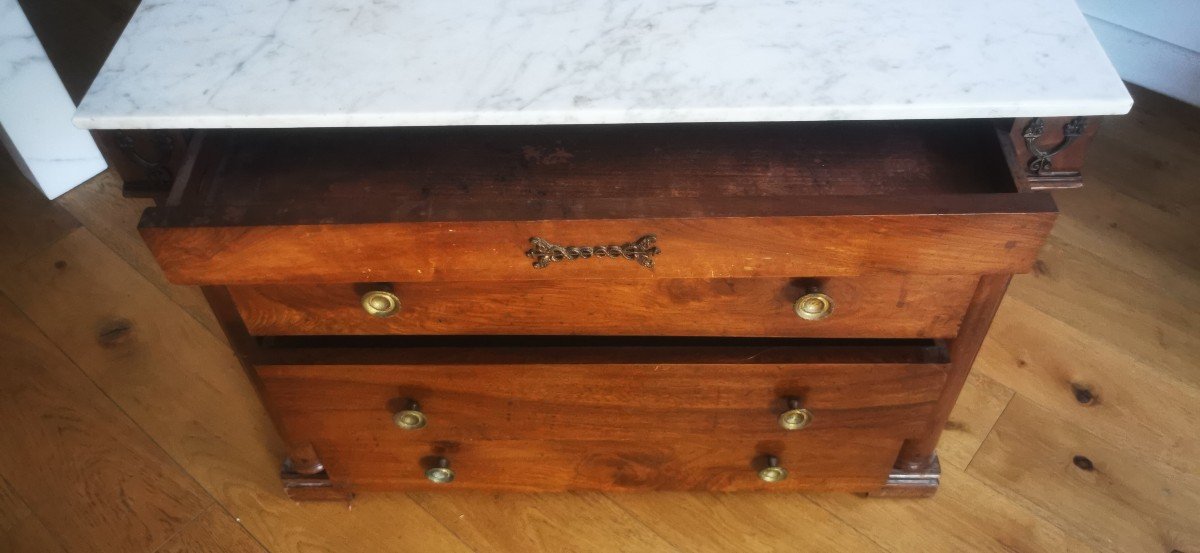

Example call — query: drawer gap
[249,335,949,365]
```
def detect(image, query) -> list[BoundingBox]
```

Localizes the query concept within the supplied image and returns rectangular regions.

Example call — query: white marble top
[74,0,1132,129]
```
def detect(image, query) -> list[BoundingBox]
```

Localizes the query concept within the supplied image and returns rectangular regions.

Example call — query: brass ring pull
[392,400,427,430]
[425,457,455,484]
[758,455,788,483]
[526,235,660,269]
[793,292,833,320]
[778,398,813,431]
[361,290,401,318]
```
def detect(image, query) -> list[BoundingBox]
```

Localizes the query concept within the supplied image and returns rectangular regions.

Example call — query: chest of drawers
[98,117,1082,499]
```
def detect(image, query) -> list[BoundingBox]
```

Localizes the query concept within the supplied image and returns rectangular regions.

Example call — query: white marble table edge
[73,97,1133,130]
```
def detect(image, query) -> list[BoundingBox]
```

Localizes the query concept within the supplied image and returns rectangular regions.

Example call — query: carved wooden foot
[866,454,940,498]
[281,457,354,502]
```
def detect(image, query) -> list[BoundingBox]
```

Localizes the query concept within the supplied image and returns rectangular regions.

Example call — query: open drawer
[140,121,1056,285]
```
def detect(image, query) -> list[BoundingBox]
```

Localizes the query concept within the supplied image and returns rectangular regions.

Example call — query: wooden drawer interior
[164,120,1020,223]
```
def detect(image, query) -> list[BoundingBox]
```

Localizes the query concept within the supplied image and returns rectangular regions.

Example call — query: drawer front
[142,203,1055,285]
[315,437,903,492]
[230,275,977,338]
[258,361,946,443]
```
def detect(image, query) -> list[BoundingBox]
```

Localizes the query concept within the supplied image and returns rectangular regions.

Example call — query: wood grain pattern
[1009,231,1200,389]
[608,492,888,552]
[894,274,1012,470]
[121,117,1045,499]
[166,121,1016,221]
[140,122,1054,285]
[0,293,211,553]
[157,505,266,553]
[320,436,902,493]
[258,361,946,443]
[968,396,1200,553]
[0,230,473,553]
[810,461,1098,552]
[0,154,79,274]
[58,170,222,337]
[0,475,67,553]
[934,372,1014,470]
[981,289,1200,475]
[410,492,685,553]
[1,84,1197,551]
[230,275,977,338]
[141,205,1056,285]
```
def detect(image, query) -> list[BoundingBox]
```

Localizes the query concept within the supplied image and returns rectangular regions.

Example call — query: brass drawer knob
[758,455,788,483]
[793,292,833,320]
[778,397,813,431]
[361,290,401,318]
[426,457,455,484]
[393,400,427,430]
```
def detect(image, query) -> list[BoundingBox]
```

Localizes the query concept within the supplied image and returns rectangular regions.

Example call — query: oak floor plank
[1085,86,1200,220]
[157,504,267,553]
[0,152,80,274]
[1053,175,1199,279]
[609,492,886,552]
[0,475,67,553]
[58,172,223,338]
[411,492,682,553]
[935,370,1014,470]
[0,229,473,553]
[979,298,1200,474]
[808,463,1096,553]
[1009,233,1199,388]
[967,396,1200,553]
[0,292,211,553]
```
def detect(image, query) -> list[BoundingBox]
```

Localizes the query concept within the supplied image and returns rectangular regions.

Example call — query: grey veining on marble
[74,0,1133,129]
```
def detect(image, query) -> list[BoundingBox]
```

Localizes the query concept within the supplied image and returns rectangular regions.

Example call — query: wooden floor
[2,4,1200,542]
[1,85,1197,551]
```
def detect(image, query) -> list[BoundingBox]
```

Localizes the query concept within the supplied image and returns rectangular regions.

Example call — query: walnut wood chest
[94,117,1102,499]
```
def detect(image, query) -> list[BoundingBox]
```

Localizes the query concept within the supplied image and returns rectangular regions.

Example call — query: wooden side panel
[141,207,1057,285]
[895,273,1013,471]
[320,437,903,493]
[229,275,978,338]
[257,362,947,442]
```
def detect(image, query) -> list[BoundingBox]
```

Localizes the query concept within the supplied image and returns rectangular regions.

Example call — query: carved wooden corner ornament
[1000,116,1099,191]
[92,130,189,204]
